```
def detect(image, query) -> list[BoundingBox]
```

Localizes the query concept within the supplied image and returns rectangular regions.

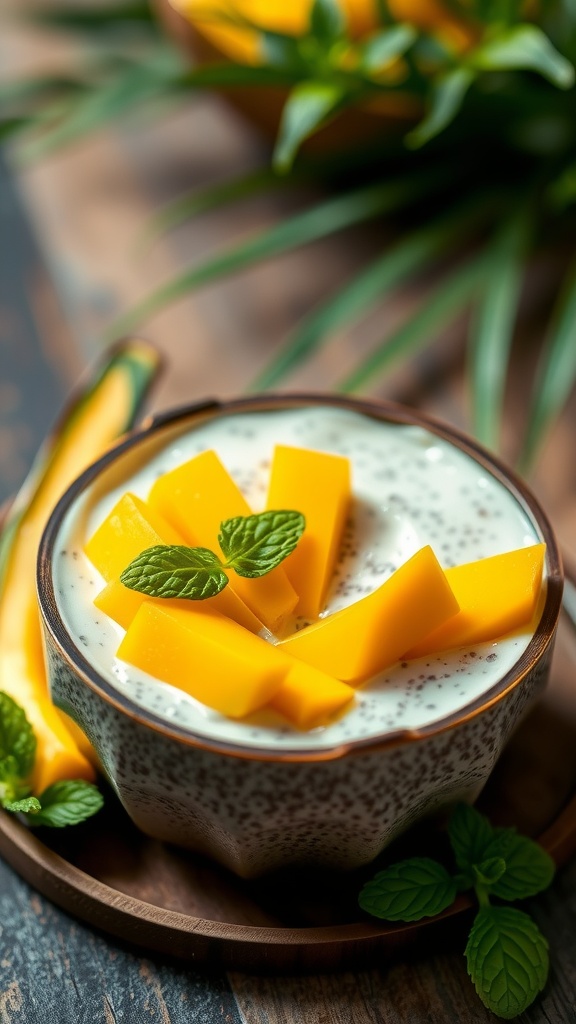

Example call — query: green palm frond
[519,254,576,472]
[138,167,291,249]
[340,254,488,392]
[105,176,430,339]
[467,209,531,452]
[252,196,496,390]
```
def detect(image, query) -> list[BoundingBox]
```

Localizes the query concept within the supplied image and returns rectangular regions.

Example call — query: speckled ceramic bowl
[37,395,563,878]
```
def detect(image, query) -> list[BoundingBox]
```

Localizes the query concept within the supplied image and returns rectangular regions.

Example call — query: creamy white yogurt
[53,406,543,750]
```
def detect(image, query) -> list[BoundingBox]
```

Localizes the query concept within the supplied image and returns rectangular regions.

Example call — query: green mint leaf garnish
[448,802,494,871]
[309,0,345,43]
[483,828,556,901]
[0,755,21,787]
[472,856,507,888]
[120,545,228,600]
[3,796,41,815]
[119,511,305,599]
[218,510,305,579]
[0,691,104,829]
[358,857,458,922]
[29,780,104,828]
[360,804,555,1018]
[465,906,549,1019]
[0,691,36,780]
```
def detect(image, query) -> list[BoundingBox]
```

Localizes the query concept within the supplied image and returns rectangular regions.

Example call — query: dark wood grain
[0,858,243,1024]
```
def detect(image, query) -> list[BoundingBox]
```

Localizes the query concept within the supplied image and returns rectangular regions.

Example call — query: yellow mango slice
[269,661,355,730]
[266,445,351,618]
[279,546,460,684]
[148,449,298,632]
[404,543,546,659]
[94,577,262,634]
[117,603,286,718]
[94,580,181,631]
[85,492,184,582]
[0,340,160,791]
[87,492,263,634]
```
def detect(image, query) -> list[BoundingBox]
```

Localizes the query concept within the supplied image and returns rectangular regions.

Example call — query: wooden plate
[1,591,576,972]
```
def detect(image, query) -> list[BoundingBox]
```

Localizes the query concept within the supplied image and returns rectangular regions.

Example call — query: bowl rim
[37,392,564,763]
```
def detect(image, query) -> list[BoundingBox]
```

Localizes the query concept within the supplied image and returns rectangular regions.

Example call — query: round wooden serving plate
[1,590,576,972]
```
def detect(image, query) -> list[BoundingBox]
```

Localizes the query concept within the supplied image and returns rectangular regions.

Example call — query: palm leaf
[30,0,155,30]
[104,177,432,339]
[339,254,488,392]
[0,76,86,107]
[138,167,290,248]
[16,52,184,162]
[252,199,492,390]
[407,67,475,148]
[0,118,29,141]
[518,254,576,473]
[467,211,530,452]
[273,81,347,173]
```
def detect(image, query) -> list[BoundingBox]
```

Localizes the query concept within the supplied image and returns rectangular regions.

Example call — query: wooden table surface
[2,8,576,1022]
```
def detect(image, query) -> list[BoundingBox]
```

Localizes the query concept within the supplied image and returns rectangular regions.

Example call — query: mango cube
[404,543,546,659]
[117,603,286,718]
[85,492,184,581]
[269,660,355,730]
[87,492,263,634]
[148,450,298,632]
[266,445,351,618]
[279,546,460,683]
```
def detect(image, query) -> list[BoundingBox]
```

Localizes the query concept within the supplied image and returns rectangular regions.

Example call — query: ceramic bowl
[37,395,563,878]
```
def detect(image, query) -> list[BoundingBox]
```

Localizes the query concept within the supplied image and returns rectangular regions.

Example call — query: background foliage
[2,0,576,472]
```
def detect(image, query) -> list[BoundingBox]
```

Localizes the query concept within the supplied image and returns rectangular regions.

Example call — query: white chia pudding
[52,406,544,751]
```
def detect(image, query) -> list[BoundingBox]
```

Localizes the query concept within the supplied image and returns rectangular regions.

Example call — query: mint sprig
[29,780,104,827]
[0,691,36,785]
[120,545,228,600]
[359,803,555,1018]
[218,509,305,578]
[465,906,549,1019]
[120,509,305,601]
[0,691,102,828]
[359,857,457,922]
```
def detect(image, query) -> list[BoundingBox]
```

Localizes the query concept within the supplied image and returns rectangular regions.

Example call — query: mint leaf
[465,906,549,1018]
[261,32,307,72]
[30,780,103,827]
[0,691,36,780]
[219,510,305,578]
[4,796,41,815]
[0,755,21,786]
[483,829,555,901]
[120,545,228,600]
[472,857,507,888]
[362,24,417,73]
[407,67,475,148]
[470,24,575,89]
[359,857,457,922]
[273,82,345,172]
[448,803,494,871]
[309,0,345,42]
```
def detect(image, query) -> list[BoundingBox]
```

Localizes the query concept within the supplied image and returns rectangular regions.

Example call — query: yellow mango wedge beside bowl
[0,339,161,793]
